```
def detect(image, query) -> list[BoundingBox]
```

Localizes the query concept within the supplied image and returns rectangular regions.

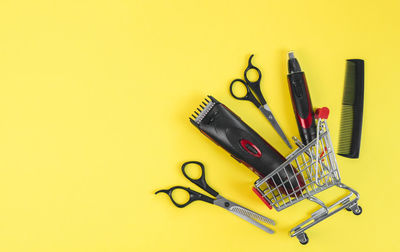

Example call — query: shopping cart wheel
[352,206,362,215]
[297,233,309,245]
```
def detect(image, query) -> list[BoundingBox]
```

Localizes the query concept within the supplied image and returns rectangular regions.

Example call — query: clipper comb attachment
[190,96,216,125]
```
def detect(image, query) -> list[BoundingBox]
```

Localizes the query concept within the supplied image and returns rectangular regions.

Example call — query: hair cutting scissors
[230,55,292,149]
[155,161,275,234]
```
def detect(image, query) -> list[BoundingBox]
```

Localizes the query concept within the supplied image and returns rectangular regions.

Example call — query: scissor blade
[259,104,292,149]
[214,196,275,234]
[229,207,275,234]
[229,205,275,225]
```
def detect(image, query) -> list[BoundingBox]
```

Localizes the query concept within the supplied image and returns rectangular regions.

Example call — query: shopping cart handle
[315,107,329,119]
[252,187,272,209]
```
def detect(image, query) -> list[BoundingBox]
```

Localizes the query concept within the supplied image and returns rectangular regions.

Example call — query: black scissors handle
[230,79,262,108]
[243,55,266,105]
[155,161,219,208]
[181,161,219,197]
[155,186,214,208]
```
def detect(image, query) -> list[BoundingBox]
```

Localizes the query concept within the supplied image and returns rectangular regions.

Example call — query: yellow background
[0,0,398,251]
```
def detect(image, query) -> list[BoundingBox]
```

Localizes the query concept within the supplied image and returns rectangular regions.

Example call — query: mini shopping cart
[252,108,362,245]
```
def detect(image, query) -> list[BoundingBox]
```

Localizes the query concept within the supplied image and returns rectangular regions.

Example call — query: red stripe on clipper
[298,112,313,128]
[240,139,262,158]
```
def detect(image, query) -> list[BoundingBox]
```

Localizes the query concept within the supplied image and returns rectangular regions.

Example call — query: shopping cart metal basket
[252,108,362,244]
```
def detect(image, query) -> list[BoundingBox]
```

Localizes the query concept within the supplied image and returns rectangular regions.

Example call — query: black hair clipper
[190,96,304,194]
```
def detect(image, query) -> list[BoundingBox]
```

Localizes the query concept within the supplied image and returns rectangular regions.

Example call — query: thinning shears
[230,55,292,148]
[155,161,275,234]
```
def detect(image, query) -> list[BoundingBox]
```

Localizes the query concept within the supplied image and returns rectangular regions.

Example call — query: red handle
[252,187,272,209]
[315,107,330,119]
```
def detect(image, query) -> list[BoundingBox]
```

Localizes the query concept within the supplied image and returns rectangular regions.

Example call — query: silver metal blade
[259,104,292,149]
[229,205,275,225]
[214,196,275,234]
[229,208,275,234]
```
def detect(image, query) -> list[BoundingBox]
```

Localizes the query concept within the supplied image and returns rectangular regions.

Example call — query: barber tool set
[156,52,365,245]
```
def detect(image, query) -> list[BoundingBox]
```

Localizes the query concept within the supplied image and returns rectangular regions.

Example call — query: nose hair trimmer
[190,96,304,194]
[287,52,317,144]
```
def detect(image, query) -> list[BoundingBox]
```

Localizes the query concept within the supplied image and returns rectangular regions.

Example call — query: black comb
[338,59,364,158]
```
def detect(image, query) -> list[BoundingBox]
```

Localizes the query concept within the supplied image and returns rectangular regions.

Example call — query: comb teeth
[337,105,353,154]
[190,97,215,124]
[343,64,356,105]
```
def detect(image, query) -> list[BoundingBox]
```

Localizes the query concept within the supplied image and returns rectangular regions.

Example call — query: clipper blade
[190,96,216,125]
